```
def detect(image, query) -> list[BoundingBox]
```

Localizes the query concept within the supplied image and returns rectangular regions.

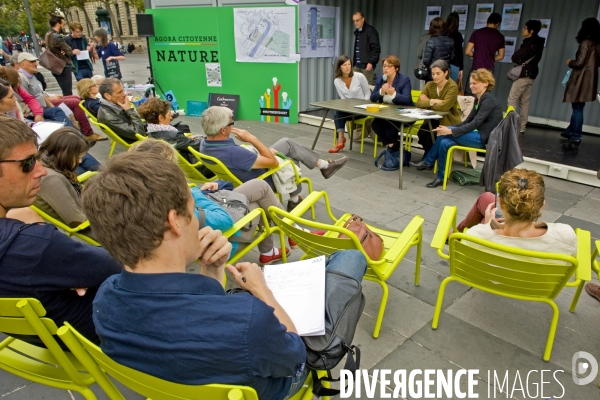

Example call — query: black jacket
[97,99,146,143]
[353,22,381,68]
[480,111,523,192]
[452,92,503,145]
[511,35,546,80]
[422,35,455,67]
[448,30,464,70]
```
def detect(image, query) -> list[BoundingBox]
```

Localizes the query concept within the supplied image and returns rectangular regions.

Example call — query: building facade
[67,1,146,51]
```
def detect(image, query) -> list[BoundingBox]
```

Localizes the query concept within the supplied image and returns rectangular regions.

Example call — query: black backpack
[302,270,365,397]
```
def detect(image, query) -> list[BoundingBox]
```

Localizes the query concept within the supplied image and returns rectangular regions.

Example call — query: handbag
[374,148,410,171]
[205,190,250,228]
[450,169,481,186]
[106,59,122,79]
[507,56,535,81]
[38,43,66,75]
[338,214,384,261]
[414,64,430,80]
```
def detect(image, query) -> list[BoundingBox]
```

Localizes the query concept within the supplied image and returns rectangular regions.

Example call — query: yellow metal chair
[430,206,591,362]
[30,171,100,246]
[223,208,272,265]
[134,134,216,183]
[268,191,424,338]
[188,147,315,220]
[333,116,375,155]
[88,118,142,157]
[436,105,515,191]
[78,100,98,124]
[0,299,100,399]
[57,322,322,400]
[567,239,600,311]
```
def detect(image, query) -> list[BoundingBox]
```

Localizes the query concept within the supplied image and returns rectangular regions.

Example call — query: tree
[73,0,96,37]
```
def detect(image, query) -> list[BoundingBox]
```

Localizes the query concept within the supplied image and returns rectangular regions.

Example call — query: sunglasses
[0,154,39,173]
[227,121,235,127]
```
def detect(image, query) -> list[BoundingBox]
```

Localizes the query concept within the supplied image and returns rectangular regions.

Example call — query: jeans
[53,65,73,96]
[334,111,353,131]
[449,65,460,82]
[76,153,101,175]
[423,128,484,180]
[565,102,585,140]
[74,66,93,81]
[284,250,367,399]
[43,107,73,127]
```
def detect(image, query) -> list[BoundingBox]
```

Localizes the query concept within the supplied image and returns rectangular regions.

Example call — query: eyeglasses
[382,64,393,69]
[227,121,235,127]
[352,17,364,23]
[0,154,38,173]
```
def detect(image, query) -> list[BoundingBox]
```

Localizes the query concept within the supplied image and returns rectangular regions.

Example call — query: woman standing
[410,69,502,188]
[421,17,455,82]
[561,18,600,146]
[93,28,125,79]
[445,12,464,83]
[414,60,461,156]
[329,55,371,153]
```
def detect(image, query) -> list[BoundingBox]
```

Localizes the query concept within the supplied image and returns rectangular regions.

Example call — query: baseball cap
[17,53,38,63]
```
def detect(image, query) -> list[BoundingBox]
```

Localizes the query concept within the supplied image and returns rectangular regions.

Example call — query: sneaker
[320,157,348,179]
[86,133,108,141]
[259,247,290,265]
[287,196,303,212]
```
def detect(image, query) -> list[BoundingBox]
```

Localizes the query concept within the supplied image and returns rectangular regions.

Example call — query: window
[125,2,133,35]
[114,3,123,36]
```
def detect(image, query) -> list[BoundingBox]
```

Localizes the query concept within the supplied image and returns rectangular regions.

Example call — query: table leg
[349,115,356,151]
[311,109,329,150]
[427,120,435,145]
[399,122,404,189]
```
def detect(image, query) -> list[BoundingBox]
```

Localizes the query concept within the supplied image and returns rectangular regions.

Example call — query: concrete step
[38,66,76,94]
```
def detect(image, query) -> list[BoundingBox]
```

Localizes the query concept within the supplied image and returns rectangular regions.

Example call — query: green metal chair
[435,105,515,191]
[268,190,424,338]
[29,171,100,246]
[88,118,142,158]
[567,239,600,311]
[0,299,101,399]
[430,206,591,362]
[134,134,216,183]
[188,147,315,220]
[57,322,322,400]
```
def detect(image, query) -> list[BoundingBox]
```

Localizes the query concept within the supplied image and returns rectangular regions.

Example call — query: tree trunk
[101,0,122,44]
[76,0,95,37]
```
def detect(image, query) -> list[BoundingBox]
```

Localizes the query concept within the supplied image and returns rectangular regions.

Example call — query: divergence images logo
[572,351,598,385]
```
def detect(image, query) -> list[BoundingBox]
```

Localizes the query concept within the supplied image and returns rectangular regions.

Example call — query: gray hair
[201,106,233,136]
[8,54,19,68]
[430,60,450,77]
[99,77,121,100]
[91,75,105,85]
[93,28,109,47]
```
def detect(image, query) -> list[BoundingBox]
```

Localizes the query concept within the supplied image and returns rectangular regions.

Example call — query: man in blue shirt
[200,106,348,212]
[82,152,367,400]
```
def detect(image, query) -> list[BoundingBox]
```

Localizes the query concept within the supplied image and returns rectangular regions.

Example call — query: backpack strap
[311,344,361,397]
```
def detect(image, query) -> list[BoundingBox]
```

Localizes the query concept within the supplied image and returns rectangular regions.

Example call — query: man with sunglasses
[0,115,122,344]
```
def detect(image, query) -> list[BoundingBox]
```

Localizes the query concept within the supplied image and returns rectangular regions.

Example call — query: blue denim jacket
[94,271,306,400]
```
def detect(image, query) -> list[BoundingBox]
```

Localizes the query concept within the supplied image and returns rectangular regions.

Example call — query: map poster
[537,19,551,47]
[500,4,523,31]
[234,7,296,63]
[205,63,222,87]
[425,6,442,30]
[474,3,494,30]
[501,36,517,63]
[299,4,340,58]
[451,5,469,31]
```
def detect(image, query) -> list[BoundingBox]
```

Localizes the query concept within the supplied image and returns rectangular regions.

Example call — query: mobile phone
[495,193,503,219]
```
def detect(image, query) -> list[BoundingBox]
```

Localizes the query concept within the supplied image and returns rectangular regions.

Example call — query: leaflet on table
[354,104,389,109]
[263,256,326,336]
[397,109,442,119]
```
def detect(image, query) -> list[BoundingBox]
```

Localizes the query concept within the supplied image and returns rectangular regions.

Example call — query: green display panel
[147,6,298,123]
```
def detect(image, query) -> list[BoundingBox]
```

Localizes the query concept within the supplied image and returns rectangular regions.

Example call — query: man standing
[507,20,545,133]
[352,11,381,84]
[65,22,94,81]
[82,151,366,400]
[45,15,74,96]
[464,12,505,95]
[97,77,146,143]
[0,115,122,343]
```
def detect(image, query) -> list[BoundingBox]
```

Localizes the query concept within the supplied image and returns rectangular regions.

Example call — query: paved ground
[2,95,600,398]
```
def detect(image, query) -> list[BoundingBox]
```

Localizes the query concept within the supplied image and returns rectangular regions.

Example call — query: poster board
[147,6,298,123]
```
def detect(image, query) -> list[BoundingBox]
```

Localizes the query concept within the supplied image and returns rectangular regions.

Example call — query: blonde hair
[76,78,95,99]
[128,138,177,162]
[497,169,545,222]
[470,68,496,91]
[69,21,83,32]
